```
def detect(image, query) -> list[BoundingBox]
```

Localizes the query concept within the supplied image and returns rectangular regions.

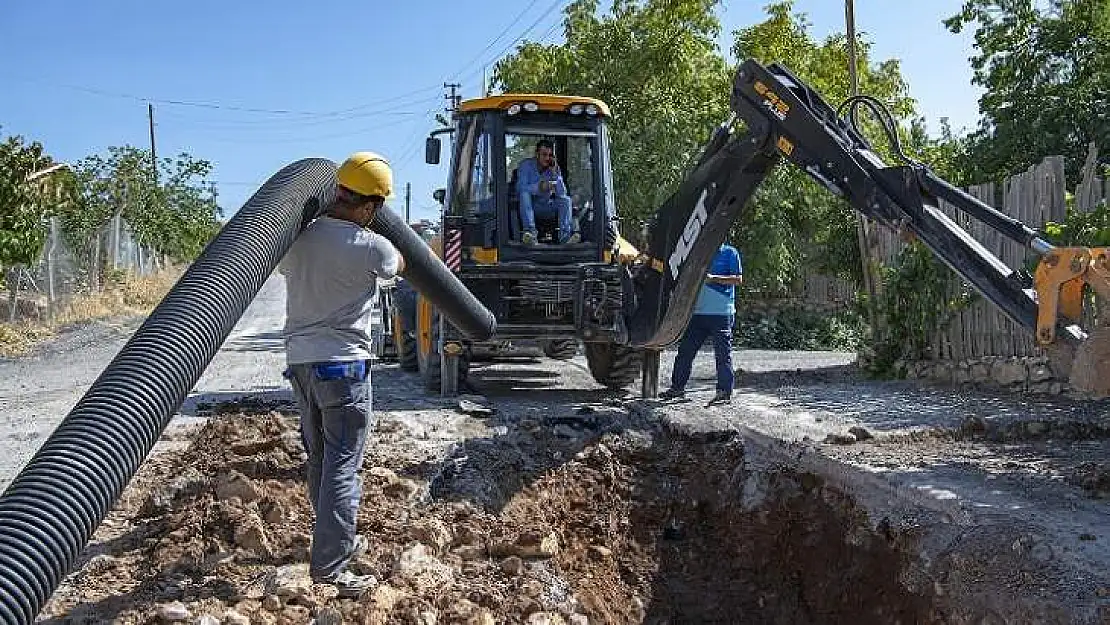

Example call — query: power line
[7,75,443,119]
[454,0,569,86]
[446,0,544,82]
[157,94,440,126]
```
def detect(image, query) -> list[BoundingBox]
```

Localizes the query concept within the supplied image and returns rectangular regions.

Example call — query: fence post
[90,229,101,293]
[46,218,57,323]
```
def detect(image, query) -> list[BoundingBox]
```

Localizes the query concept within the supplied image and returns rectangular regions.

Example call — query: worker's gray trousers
[285,362,374,580]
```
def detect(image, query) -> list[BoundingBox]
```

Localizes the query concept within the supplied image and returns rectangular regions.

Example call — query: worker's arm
[552,163,568,197]
[517,160,541,196]
[369,236,403,281]
[708,246,742,285]
[707,274,743,285]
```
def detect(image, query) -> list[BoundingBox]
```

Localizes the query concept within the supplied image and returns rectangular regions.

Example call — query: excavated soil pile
[40,410,942,624]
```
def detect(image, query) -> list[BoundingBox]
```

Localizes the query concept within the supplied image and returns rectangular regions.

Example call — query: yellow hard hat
[337,151,393,198]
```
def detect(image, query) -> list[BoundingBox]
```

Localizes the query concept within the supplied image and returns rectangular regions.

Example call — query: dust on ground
[39,385,943,624]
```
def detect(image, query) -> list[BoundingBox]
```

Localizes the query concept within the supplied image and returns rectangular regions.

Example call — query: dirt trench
[38,407,944,625]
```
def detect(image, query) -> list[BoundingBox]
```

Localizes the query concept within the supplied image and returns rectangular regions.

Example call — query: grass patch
[0,268,183,357]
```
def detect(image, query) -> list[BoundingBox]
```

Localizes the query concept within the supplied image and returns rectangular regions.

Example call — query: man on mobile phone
[516,139,579,245]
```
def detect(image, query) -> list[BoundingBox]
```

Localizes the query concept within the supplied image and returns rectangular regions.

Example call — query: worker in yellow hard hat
[278,151,404,598]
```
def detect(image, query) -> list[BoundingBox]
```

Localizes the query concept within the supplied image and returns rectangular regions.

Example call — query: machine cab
[425,95,618,265]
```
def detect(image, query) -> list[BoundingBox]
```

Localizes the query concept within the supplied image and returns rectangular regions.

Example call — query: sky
[1,1,984,224]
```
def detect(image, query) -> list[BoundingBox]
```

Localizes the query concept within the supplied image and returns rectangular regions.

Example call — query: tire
[392,280,419,372]
[543,339,578,360]
[396,317,419,372]
[584,342,642,389]
[416,294,469,394]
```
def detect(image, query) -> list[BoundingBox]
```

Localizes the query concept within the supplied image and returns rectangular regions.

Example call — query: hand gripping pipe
[0,158,495,624]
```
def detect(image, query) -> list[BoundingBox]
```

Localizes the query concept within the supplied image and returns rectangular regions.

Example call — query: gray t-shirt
[279,215,401,365]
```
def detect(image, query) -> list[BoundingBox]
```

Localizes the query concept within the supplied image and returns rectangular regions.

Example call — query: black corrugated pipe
[0,158,494,624]
[370,203,495,339]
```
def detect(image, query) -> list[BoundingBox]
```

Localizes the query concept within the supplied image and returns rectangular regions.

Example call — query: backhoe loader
[384,60,1110,398]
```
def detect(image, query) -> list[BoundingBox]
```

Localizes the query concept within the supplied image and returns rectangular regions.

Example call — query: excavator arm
[626,58,1109,352]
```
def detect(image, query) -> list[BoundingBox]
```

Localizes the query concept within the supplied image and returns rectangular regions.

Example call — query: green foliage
[944,0,1110,185]
[57,146,222,266]
[734,304,867,351]
[867,241,977,375]
[0,129,53,269]
[1043,200,1110,247]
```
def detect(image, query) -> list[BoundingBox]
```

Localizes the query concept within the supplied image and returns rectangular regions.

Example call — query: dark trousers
[285,362,373,580]
[670,314,734,392]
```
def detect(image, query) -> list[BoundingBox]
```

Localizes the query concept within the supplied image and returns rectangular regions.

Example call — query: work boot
[659,388,685,400]
[708,390,732,405]
[351,535,369,559]
[329,569,377,598]
[522,231,537,245]
[562,232,581,244]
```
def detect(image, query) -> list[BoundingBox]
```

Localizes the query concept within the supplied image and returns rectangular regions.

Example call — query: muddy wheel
[584,342,641,389]
[543,339,578,360]
[394,309,419,372]
[416,294,469,394]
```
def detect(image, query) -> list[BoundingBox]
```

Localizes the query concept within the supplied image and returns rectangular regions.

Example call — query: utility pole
[405,182,411,224]
[443,82,461,117]
[148,103,158,182]
[845,0,881,335]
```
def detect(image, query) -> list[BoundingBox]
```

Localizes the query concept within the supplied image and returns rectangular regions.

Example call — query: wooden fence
[797,144,1107,360]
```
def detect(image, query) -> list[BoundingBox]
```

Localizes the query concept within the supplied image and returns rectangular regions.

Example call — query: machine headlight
[507,104,522,115]
[523,102,539,112]
[585,104,599,116]
[568,104,584,114]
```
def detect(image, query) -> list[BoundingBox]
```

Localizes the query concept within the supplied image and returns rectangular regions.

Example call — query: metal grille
[516,279,577,303]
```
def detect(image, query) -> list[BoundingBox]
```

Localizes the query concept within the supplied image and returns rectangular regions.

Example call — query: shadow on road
[177,389,297,417]
[221,331,285,354]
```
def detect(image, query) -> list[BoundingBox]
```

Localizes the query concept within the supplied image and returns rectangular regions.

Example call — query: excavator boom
[627,59,1106,363]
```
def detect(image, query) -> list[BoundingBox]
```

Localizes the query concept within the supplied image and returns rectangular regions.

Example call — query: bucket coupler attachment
[1034,247,1110,345]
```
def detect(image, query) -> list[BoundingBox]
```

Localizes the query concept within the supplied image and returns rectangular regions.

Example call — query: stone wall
[903,355,1068,396]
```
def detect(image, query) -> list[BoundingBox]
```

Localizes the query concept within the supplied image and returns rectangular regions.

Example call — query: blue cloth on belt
[283,360,369,382]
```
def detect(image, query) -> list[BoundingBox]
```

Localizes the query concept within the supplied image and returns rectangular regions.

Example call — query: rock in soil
[157,601,190,621]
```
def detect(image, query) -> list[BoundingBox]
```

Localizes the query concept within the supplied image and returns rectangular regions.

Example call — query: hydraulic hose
[0,158,494,624]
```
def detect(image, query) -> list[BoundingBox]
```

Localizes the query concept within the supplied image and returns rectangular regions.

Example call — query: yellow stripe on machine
[470,247,498,264]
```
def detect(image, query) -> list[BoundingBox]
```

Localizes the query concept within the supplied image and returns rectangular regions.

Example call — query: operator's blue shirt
[693,244,742,316]
[516,157,568,199]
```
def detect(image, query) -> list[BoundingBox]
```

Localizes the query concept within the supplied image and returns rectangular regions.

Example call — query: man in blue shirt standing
[660,242,743,404]
[516,139,578,245]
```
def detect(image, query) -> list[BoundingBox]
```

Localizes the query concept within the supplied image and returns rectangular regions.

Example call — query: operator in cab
[517,139,580,245]
[278,151,404,598]
[660,241,743,405]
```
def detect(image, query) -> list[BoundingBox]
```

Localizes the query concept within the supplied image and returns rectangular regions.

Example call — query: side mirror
[425,137,441,165]
[433,188,446,204]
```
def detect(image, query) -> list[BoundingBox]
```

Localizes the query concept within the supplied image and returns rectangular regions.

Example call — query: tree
[153,152,223,260]
[55,145,222,291]
[0,128,56,318]
[945,0,1110,184]
[492,0,733,230]
[0,130,53,269]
